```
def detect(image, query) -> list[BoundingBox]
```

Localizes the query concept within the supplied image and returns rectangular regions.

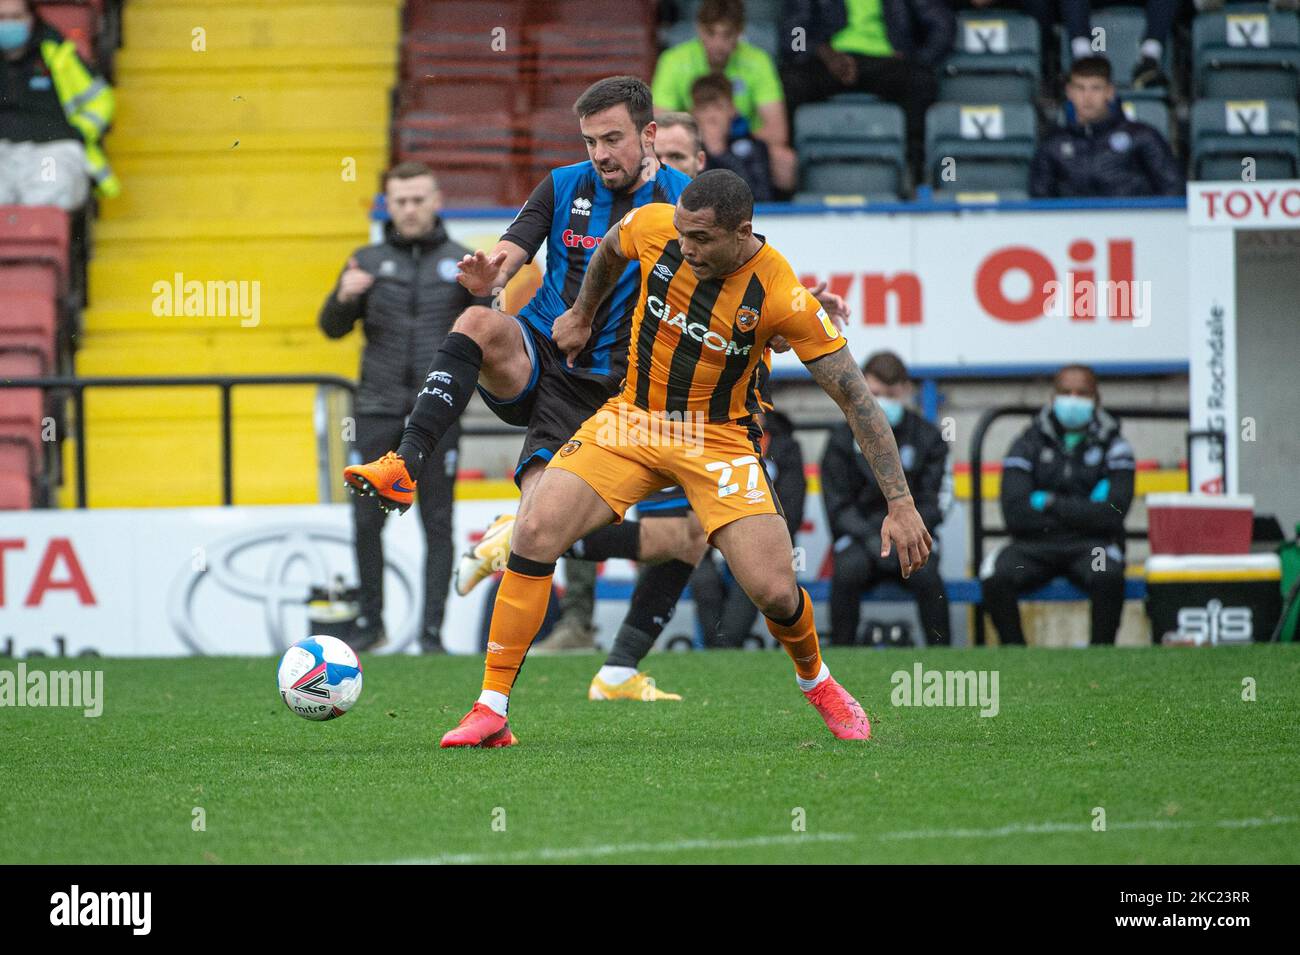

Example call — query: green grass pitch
[2,646,1297,864]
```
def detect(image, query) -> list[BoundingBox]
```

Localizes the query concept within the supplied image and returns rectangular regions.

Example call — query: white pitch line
[878,816,1298,841]
[374,816,1298,863]
[380,832,856,865]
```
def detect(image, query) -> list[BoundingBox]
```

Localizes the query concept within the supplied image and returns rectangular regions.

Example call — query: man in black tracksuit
[981,365,1136,646]
[1030,56,1182,199]
[319,161,489,653]
[822,352,950,646]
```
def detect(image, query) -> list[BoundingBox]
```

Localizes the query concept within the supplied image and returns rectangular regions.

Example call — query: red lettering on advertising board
[0,538,97,607]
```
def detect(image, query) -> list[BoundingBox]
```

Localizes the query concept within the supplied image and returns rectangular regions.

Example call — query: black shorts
[476,316,614,484]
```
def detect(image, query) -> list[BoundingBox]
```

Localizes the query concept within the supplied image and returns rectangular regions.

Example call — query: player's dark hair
[1069,55,1112,83]
[1054,363,1099,393]
[383,160,438,190]
[573,76,654,132]
[863,351,909,386]
[697,0,745,28]
[679,168,753,231]
[656,110,702,154]
[690,72,733,108]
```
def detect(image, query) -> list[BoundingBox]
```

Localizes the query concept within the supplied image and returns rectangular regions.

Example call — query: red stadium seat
[0,386,43,459]
[0,471,33,510]
[0,206,70,297]
[405,0,523,35]
[33,2,99,66]
[0,350,45,378]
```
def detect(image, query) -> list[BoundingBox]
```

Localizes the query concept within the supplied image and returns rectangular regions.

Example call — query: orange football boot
[344,451,416,514]
[439,703,519,748]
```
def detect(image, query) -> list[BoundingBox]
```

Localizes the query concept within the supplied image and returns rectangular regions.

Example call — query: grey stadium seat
[940,11,1042,103]
[1060,6,1174,100]
[795,100,907,199]
[1193,8,1300,99]
[925,102,1037,193]
[1191,97,1300,179]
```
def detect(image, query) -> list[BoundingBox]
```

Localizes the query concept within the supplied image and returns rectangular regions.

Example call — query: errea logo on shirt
[571,197,592,216]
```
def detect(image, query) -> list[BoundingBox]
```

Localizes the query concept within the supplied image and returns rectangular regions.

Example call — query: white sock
[478,689,509,717]
[1140,39,1162,60]
[1071,37,1092,60]
[598,665,637,685]
[796,662,831,693]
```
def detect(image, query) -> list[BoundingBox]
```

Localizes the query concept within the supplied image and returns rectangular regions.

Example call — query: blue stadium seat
[1060,6,1174,100]
[940,11,1042,103]
[795,100,907,199]
[1191,97,1300,179]
[925,102,1037,193]
[1193,8,1300,99]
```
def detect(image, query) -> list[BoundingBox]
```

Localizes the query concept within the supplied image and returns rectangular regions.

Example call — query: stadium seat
[0,292,57,371]
[1190,97,1300,179]
[795,101,907,199]
[0,206,70,297]
[1120,98,1174,145]
[33,1,99,66]
[1193,8,1300,99]
[925,102,1037,193]
[1060,7,1174,99]
[940,12,1042,103]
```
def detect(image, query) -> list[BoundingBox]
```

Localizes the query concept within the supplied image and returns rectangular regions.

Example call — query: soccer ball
[277,635,363,721]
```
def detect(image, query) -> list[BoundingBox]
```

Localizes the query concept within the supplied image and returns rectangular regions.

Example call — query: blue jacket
[1030,102,1184,199]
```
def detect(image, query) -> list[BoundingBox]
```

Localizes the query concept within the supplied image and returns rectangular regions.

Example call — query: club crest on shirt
[735,304,760,332]
[559,439,582,458]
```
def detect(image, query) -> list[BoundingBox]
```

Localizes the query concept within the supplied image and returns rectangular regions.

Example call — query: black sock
[625,558,695,636]
[604,623,657,669]
[396,332,482,475]
[566,521,641,561]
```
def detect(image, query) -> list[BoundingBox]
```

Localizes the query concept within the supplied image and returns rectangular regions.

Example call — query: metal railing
[0,375,358,507]
[968,404,1223,645]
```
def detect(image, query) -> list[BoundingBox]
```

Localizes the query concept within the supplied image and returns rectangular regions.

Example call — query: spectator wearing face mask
[0,0,118,207]
[821,351,950,646]
[980,364,1136,646]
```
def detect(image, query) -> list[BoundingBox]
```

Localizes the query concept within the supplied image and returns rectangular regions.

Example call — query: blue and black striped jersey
[500,159,690,388]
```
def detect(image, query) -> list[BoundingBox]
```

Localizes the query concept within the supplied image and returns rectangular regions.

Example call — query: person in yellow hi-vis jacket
[0,0,119,208]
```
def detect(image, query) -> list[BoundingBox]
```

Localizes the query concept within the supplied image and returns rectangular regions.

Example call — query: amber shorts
[546,398,783,538]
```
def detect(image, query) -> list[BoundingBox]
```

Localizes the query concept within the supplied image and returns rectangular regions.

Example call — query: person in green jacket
[652,0,795,192]
[0,0,118,208]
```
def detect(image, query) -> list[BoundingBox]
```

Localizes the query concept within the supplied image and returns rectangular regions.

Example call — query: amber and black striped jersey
[616,202,845,423]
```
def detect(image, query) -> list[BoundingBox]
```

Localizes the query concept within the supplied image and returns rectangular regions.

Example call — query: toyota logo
[166,523,420,654]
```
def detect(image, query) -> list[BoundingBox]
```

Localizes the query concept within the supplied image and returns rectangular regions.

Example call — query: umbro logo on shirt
[571,197,592,216]
[653,263,675,282]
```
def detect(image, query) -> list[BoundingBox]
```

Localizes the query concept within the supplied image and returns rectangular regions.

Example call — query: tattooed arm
[553,222,630,366]
[806,346,933,577]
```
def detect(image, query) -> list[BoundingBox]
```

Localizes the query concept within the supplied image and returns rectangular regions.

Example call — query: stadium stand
[1190,96,1300,179]
[0,206,71,507]
[65,0,401,506]
[1193,5,1300,99]
[925,101,1037,195]
[794,99,908,200]
[394,0,657,208]
[941,10,1043,104]
[1060,6,1175,100]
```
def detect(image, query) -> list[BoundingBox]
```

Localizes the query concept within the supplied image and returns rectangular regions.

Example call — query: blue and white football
[277,635,363,721]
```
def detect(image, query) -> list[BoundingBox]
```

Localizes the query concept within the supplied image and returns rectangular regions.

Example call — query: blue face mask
[0,20,31,51]
[1053,395,1095,431]
[876,397,905,427]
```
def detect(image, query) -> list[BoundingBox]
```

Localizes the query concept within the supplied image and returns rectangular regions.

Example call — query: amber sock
[765,587,825,684]
[480,552,555,703]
